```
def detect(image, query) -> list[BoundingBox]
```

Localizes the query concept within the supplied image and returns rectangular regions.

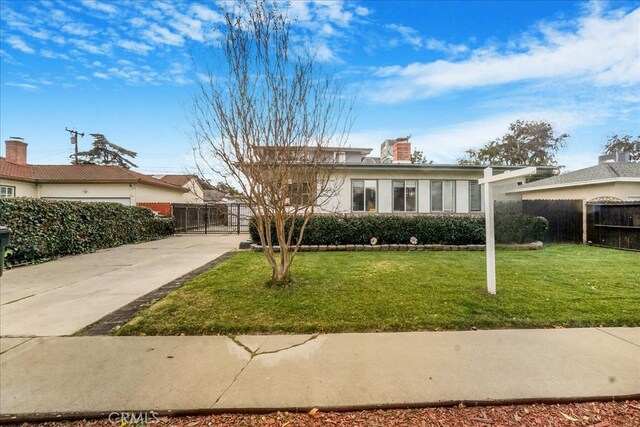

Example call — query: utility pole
[65,128,84,165]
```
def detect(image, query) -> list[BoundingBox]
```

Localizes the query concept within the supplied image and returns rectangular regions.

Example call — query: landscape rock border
[250,241,544,252]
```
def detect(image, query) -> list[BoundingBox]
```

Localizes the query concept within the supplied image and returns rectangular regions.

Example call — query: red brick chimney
[392,138,411,163]
[5,137,28,165]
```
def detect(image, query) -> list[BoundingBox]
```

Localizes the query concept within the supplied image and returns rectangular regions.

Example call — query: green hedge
[0,198,174,266]
[249,214,548,246]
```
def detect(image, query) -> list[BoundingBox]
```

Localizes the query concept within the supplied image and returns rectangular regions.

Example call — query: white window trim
[0,185,16,198]
[392,180,418,213]
[430,180,456,213]
[351,179,378,213]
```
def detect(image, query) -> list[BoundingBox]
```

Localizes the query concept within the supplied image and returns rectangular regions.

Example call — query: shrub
[495,202,549,243]
[0,198,174,266]
[249,213,548,246]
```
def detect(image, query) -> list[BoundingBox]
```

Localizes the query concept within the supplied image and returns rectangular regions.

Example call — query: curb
[1,394,638,424]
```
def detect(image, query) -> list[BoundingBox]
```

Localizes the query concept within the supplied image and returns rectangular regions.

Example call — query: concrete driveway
[0,234,247,337]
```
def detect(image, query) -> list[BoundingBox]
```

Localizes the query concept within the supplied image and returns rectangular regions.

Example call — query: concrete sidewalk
[1,328,638,420]
[0,234,246,337]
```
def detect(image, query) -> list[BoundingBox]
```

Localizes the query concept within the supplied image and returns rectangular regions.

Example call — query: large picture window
[393,180,417,212]
[469,180,482,212]
[431,180,455,212]
[352,180,377,212]
[0,186,15,198]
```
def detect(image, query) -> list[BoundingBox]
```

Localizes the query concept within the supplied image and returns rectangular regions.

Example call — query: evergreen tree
[74,133,138,169]
[458,120,569,166]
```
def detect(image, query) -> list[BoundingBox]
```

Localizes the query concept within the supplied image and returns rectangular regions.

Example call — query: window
[0,186,15,198]
[288,182,313,205]
[431,180,455,212]
[352,180,377,212]
[393,180,417,212]
[469,180,482,212]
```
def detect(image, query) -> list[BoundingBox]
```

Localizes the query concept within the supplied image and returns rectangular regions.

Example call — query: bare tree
[191,0,354,284]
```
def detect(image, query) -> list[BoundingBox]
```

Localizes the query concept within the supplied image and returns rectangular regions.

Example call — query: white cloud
[384,24,468,54]
[190,4,224,23]
[5,82,39,91]
[143,23,184,46]
[80,0,117,14]
[61,22,96,37]
[6,36,35,54]
[40,49,70,60]
[314,1,353,28]
[168,13,205,42]
[118,40,153,55]
[129,17,148,28]
[92,72,110,79]
[70,39,110,55]
[355,6,371,17]
[370,8,640,103]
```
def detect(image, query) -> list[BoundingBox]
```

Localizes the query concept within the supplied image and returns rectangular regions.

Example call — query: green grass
[115,245,640,335]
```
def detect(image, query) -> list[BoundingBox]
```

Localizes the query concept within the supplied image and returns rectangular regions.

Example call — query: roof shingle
[0,160,187,192]
[520,163,640,189]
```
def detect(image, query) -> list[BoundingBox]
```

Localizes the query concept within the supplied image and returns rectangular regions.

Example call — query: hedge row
[249,213,548,246]
[0,198,174,266]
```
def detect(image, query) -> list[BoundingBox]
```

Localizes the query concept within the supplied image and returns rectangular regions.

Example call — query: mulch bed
[10,401,639,426]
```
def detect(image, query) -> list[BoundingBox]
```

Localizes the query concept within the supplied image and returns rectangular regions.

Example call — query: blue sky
[1,0,639,174]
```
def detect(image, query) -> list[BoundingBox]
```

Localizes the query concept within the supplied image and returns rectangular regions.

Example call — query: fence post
[204,205,208,234]
[236,203,241,235]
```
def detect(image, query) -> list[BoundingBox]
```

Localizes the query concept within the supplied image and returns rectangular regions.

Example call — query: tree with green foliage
[74,133,138,169]
[602,134,639,162]
[458,120,569,166]
[411,149,433,164]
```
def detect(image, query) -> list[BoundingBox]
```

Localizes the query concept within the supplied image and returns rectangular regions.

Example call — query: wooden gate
[587,202,640,251]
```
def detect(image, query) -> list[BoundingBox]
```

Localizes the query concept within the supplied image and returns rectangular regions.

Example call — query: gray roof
[518,162,640,190]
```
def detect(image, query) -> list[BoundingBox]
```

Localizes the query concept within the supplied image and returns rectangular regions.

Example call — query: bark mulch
[9,401,639,427]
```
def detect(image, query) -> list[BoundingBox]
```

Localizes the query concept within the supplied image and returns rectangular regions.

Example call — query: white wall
[182,178,205,204]
[318,168,492,214]
[0,178,38,198]
[4,181,188,205]
[135,184,189,204]
[39,183,134,203]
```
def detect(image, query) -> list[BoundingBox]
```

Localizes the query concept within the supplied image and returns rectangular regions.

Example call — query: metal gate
[172,203,250,234]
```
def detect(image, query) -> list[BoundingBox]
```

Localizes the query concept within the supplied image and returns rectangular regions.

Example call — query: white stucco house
[315,137,557,214]
[0,138,190,206]
[152,174,206,204]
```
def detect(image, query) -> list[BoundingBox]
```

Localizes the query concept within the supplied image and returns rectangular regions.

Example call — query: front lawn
[115,245,640,335]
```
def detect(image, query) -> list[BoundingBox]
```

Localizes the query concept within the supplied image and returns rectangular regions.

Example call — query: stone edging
[74,251,236,336]
[251,242,543,252]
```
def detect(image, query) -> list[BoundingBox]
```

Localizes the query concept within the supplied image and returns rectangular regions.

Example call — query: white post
[483,168,496,295]
[479,166,537,295]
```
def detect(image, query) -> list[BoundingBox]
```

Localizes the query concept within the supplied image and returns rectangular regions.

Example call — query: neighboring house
[317,137,557,214]
[510,156,640,242]
[153,174,205,204]
[0,138,188,206]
